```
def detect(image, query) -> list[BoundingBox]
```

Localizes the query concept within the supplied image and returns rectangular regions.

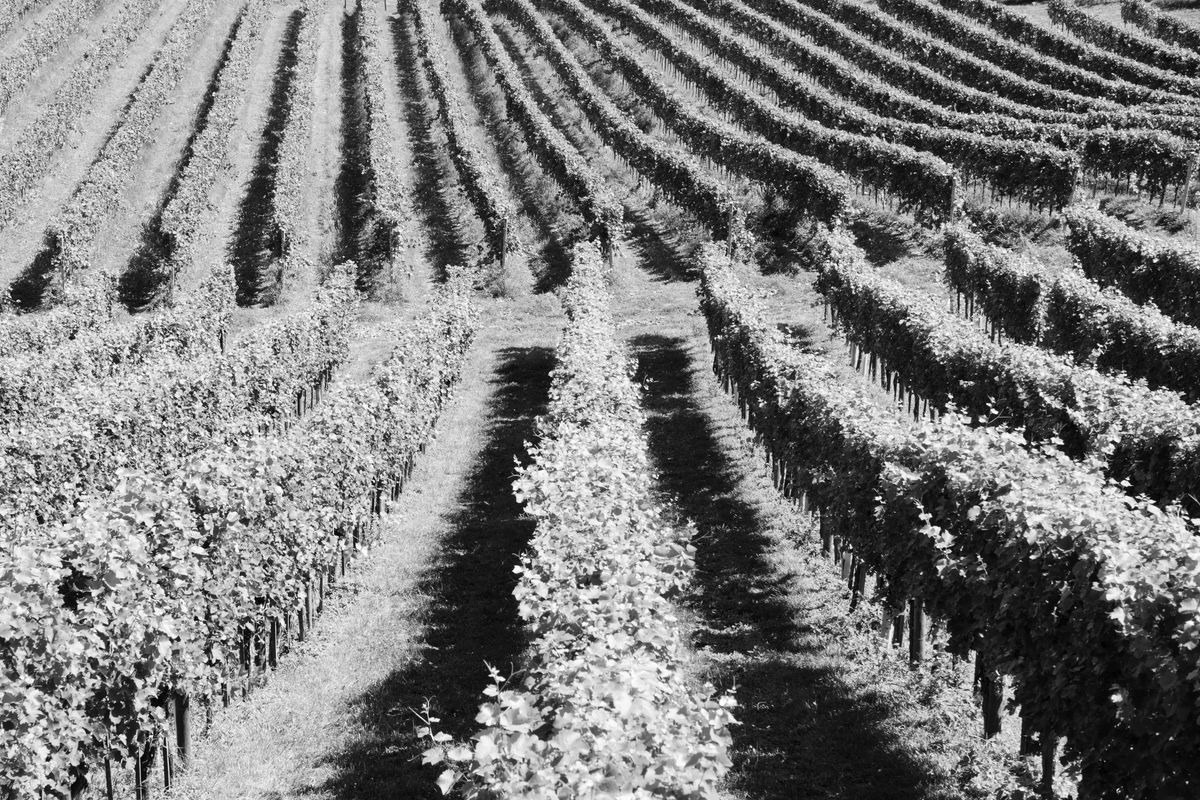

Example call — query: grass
[612,215,1030,800]
[162,297,563,800]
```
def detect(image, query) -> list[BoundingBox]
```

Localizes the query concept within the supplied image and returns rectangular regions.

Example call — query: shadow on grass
[446,18,581,295]
[630,332,955,800]
[304,345,553,800]
[391,10,471,280]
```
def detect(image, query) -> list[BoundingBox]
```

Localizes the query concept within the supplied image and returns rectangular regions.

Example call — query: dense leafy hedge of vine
[0,0,164,232]
[445,0,623,243]
[269,0,322,292]
[813,228,1200,513]
[704,0,1200,141]
[698,245,1200,800]
[943,0,1198,93]
[1047,0,1200,79]
[0,270,114,355]
[944,226,1200,401]
[1122,0,1200,51]
[576,0,956,220]
[159,0,275,287]
[0,265,233,425]
[0,0,46,43]
[880,0,1200,97]
[540,0,853,226]
[495,0,746,240]
[47,0,227,288]
[556,0,950,221]
[759,0,1198,114]
[427,244,734,798]
[1063,205,1200,329]
[696,0,1197,193]
[0,0,104,113]
[360,0,415,265]
[0,275,477,798]
[0,268,358,538]
[412,0,517,263]
[626,0,1078,210]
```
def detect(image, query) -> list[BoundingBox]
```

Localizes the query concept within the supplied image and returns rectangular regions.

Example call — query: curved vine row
[574,0,957,220]
[0,274,477,798]
[0,0,105,113]
[757,0,1196,114]
[0,268,358,539]
[158,0,276,294]
[0,270,115,355]
[1122,0,1200,51]
[698,244,1200,800]
[943,226,1200,402]
[1063,206,1200,329]
[39,0,229,301]
[695,0,1196,196]
[412,0,517,265]
[1047,0,1200,79]
[880,0,1200,98]
[624,0,1078,209]
[539,0,854,226]
[494,0,746,240]
[0,265,233,425]
[0,0,166,233]
[813,227,1200,514]
[444,0,623,243]
[0,0,46,43]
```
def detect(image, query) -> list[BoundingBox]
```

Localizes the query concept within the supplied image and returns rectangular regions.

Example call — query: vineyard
[2,0,1200,798]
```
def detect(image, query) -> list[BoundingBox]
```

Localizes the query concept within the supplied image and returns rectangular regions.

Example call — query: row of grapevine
[0,275,478,798]
[699,0,1196,195]
[623,0,1079,209]
[0,265,233,424]
[0,0,167,232]
[762,0,1194,114]
[444,0,623,244]
[697,245,1200,800]
[412,0,517,263]
[358,1,415,270]
[1047,0,1200,79]
[540,0,854,226]
[880,0,1199,99]
[45,0,229,296]
[1121,0,1200,51]
[0,0,105,113]
[427,243,735,798]
[942,0,1195,92]
[812,228,1200,513]
[0,268,357,538]
[494,0,745,239]
[158,0,276,292]
[0,0,45,42]
[701,0,1200,140]
[1063,206,1200,329]
[943,226,1200,401]
[0,270,114,355]
[269,0,322,294]
[575,0,957,220]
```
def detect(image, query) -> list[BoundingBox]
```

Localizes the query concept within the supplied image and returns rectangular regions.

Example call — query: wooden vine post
[174,693,192,770]
[1041,735,1057,797]
[1186,152,1200,242]
[498,216,508,273]
[908,599,925,666]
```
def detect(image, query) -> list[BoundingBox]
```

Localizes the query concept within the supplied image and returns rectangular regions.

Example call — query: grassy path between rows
[167,296,562,800]
[611,224,1009,800]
